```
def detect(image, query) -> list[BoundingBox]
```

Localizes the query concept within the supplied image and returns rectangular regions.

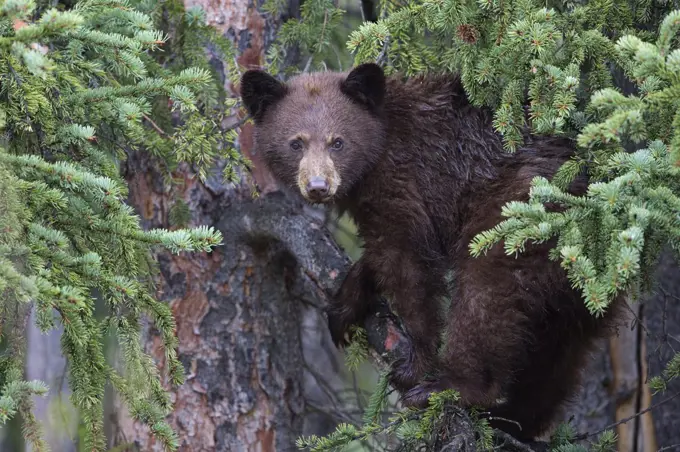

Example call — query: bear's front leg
[327,257,378,348]
[371,247,447,392]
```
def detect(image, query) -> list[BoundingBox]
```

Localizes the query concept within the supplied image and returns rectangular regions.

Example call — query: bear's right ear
[340,63,386,112]
[240,70,287,122]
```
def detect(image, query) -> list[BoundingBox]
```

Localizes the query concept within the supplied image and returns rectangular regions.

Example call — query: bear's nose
[307,176,329,199]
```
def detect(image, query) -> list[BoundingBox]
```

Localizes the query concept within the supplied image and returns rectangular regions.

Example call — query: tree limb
[224,190,555,451]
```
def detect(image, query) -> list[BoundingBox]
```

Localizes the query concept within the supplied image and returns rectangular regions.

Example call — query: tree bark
[110,1,363,450]
[113,159,354,450]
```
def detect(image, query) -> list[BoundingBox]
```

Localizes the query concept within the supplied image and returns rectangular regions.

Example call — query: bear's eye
[331,138,344,151]
[290,139,303,151]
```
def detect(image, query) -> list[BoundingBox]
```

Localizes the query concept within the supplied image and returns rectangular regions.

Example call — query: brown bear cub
[240,63,621,440]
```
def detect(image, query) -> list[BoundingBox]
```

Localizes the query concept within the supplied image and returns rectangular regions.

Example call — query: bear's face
[240,63,387,204]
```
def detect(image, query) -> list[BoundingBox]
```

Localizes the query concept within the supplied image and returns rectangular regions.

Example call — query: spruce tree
[0,0,243,450]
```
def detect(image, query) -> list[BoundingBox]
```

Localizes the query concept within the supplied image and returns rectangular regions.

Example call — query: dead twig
[576,391,680,440]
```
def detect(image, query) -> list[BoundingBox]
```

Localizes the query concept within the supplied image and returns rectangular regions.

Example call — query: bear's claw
[326,304,357,348]
[399,378,452,408]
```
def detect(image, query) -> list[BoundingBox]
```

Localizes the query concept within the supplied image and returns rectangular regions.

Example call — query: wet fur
[240,64,623,440]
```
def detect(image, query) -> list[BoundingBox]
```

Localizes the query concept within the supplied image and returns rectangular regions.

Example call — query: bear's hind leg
[489,296,610,440]
[400,272,532,409]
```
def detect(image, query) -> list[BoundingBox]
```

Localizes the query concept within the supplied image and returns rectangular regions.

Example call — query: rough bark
[113,155,355,450]
[110,1,363,450]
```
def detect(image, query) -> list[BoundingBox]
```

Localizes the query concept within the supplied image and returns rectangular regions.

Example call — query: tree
[107,1,397,450]
[1,0,364,450]
[0,0,234,450]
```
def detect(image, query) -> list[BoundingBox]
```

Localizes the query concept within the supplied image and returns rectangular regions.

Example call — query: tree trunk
[110,1,364,450]
[114,163,352,451]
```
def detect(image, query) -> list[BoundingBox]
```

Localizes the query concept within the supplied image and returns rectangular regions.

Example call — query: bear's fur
[239,63,623,440]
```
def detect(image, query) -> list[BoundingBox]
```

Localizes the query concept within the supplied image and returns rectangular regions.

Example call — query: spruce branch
[0,0,242,449]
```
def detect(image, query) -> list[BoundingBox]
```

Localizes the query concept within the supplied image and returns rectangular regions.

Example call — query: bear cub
[240,63,621,440]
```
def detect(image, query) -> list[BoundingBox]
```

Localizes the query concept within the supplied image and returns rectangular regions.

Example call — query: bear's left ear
[340,63,385,112]
[240,70,287,122]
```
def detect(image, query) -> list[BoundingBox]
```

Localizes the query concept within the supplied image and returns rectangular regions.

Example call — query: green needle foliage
[469,13,680,320]
[0,0,246,449]
[295,388,462,452]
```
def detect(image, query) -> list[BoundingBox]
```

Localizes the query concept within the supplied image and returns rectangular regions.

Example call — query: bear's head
[240,63,387,204]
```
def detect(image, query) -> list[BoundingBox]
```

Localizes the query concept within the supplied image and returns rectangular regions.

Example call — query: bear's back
[352,72,579,257]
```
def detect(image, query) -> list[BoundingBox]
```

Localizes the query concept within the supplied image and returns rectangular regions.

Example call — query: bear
[239,63,623,441]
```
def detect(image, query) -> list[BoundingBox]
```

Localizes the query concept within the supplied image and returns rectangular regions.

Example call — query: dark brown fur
[240,64,623,440]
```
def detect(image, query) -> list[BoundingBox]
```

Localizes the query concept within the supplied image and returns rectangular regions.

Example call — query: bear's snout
[307,176,330,201]
[296,151,340,203]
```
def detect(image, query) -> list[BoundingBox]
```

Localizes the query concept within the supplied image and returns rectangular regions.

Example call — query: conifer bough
[0,0,241,450]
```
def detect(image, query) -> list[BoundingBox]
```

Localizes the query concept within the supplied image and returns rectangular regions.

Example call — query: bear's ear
[240,70,287,122]
[340,63,385,112]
